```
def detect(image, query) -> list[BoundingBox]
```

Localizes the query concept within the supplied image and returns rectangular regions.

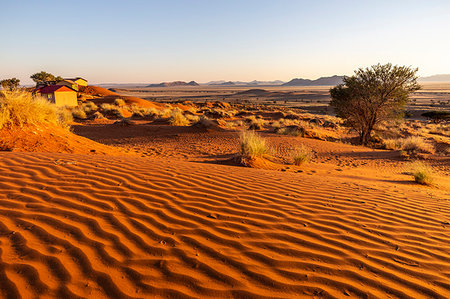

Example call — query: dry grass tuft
[409,161,434,185]
[169,110,190,126]
[100,103,125,118]
[192,116,218,129]
[292,144,312,166]
[114,98,126,106]
[384,136,435,154]
[72,108,87,119]
[240,130,268,159]
[0,91,71,130]
[246,115,266,130]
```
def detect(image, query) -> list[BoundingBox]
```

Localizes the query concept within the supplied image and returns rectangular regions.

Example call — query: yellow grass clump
[409,161,434,185]
[292,144,312,166]
[0,91,71,130]
[384,136,435,154]
[114,98,126,106]
[240,130,268,158]
[169,110,190,126]
[72,107,87,119]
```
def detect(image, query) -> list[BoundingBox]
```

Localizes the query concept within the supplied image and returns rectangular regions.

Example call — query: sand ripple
[0,152,449,298]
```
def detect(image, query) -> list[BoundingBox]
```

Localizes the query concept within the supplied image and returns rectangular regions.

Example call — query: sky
[1,0,450,85]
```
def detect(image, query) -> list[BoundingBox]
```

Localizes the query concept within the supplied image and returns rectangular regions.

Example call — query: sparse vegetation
[240,130,268,158]
[292,144,312,166]
[246,115,266,130]
[101,103,125,118]
[82,101,98,113]
[410,161,433,185]
[0,91,71,129]
[169,110,190,126]
[192,116,217,129]
[72,107,87,119]
[384,136,434,154]
[114,98,126,106]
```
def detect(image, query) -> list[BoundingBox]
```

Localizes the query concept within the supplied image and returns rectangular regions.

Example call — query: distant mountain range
[206,76,345,86]
[207,80,285,86]
[418,74,450,82]
[147,81,199,87]
[282,75,344,86]
[131,74,450,88]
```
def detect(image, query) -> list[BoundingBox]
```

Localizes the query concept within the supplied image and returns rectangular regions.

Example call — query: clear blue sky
[1,0,449,84]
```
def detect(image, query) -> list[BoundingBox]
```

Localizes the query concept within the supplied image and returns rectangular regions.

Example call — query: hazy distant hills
[282,75,344,86]
[147,81,199,87]
[107,74,449,89]
[207,80,285,86]
[418,74,450,82]
[207,76,345,86]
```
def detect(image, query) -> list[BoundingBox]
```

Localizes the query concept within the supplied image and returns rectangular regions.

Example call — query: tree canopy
[0,78,20,91]
[330,63,420,145]
[30,71,63,84]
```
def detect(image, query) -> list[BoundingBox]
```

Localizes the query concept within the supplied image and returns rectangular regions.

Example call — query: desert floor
[0,86,449,298]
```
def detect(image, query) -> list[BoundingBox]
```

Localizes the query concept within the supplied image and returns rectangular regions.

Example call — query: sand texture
[0,152,449,298]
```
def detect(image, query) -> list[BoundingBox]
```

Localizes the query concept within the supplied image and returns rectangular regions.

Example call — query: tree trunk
[359,128,373,146]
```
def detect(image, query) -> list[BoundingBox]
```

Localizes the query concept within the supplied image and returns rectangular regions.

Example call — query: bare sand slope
[0,152,449,298]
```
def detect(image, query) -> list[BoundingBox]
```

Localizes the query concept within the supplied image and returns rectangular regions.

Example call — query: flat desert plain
[0,84,449,298]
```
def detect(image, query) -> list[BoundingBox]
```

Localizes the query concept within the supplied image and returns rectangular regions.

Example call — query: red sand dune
[0,152,449,298]
[79,86,162,109]
[79,86,119,97]
[0,125,125,155]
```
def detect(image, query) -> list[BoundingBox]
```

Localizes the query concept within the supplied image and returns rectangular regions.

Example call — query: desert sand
[0,150,449,298]
[0,85,449,298]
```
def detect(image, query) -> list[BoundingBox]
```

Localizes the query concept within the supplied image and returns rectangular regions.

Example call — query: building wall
[74,79,87,86]
[54,91,78,107]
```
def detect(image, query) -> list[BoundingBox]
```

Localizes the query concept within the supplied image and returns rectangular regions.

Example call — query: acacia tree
[330,63,420,145]
[30,71,62,84]
[0,78,20,91]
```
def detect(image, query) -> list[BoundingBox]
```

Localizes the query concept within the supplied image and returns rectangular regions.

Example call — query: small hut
[37,85,78,107]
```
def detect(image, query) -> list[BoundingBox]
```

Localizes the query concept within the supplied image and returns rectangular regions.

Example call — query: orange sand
[0,150,449,298]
